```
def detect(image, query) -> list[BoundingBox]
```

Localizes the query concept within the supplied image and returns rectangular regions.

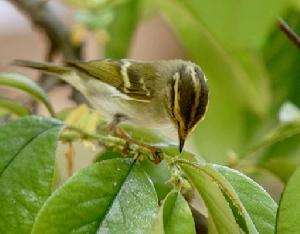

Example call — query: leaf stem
[61,125,162,162]
[65,142,74,177]
[237,122,300,165]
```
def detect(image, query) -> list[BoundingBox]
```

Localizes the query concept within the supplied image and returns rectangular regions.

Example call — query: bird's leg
[107,113,163,163]
[114,127,163,164]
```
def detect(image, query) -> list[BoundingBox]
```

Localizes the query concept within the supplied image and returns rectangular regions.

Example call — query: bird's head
[166,62,209,153]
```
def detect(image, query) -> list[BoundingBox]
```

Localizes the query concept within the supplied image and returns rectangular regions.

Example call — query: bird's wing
[66,59,154,101]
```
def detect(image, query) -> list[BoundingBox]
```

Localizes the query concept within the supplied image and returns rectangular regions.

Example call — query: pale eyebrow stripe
[188,64,198,88]
[173,72,184,129]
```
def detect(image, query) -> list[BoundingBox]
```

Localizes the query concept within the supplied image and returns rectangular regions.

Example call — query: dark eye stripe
[177,65,196,129]
[169,77,176,119]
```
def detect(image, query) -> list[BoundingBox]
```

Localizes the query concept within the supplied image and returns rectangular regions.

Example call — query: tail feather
[12,59,89,96]
[12,60,71,75]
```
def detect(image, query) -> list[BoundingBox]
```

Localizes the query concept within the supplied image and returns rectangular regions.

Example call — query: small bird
[13,59,209,152]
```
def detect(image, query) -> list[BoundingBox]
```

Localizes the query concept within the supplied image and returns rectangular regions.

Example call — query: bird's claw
[114,127,163,163]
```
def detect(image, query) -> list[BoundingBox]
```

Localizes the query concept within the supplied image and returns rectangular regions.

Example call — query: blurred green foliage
[3,0,300,232]
[63,0,300,169]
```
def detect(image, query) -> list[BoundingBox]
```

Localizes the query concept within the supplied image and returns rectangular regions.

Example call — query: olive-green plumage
[13,59,209,152]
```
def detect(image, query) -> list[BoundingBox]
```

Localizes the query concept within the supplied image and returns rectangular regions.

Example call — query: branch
[8,0,81,60]
[8,0,84,105]
[278,17,300,49]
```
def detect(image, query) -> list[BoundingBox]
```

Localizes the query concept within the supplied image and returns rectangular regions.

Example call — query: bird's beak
[179,137,185,153]
[178,128,187,153]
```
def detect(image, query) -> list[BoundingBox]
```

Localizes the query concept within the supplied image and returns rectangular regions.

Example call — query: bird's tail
[12,60,71,75]
[12,59,89,97]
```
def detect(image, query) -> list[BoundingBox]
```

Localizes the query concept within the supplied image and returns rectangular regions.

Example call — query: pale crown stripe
[188,64,199,89]
[188,64,201,127]
[173,72,184,128]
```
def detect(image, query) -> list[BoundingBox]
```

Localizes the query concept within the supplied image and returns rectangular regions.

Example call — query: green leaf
[140,160,171,201]
[207,214,218,234]
[248,121,300,161]
[32,159,158,234]
[178,160,277,233]
[214,165,278,234]
[261,9,300,163]
[93,127,199,201]
[95,148,123,161]
[276,166,300,233]
[120,123,171,145]
[0,116,64,234]
[163,145,205,163]
[0,73,55,116]
[179,161,245,234]
[259,159,297,183]
[105,0,141,58]
[64,0,127,10]
[75,9,115,30]
[182,0,288,48]
[290,0,300,10]
[95,149,172,201]
[0,108,10,118]
[0,97,31,116]
[153,191,196,234]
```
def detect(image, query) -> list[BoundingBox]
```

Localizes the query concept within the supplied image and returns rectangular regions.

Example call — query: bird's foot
[114,127,163,164]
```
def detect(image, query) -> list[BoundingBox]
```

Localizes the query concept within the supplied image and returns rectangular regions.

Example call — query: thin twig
[61,126,163,162]
[278,17,300,49]
[8,0,81,60]
[8,0,84,105]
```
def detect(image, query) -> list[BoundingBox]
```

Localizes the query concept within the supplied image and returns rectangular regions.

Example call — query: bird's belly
[85,80,171,128]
